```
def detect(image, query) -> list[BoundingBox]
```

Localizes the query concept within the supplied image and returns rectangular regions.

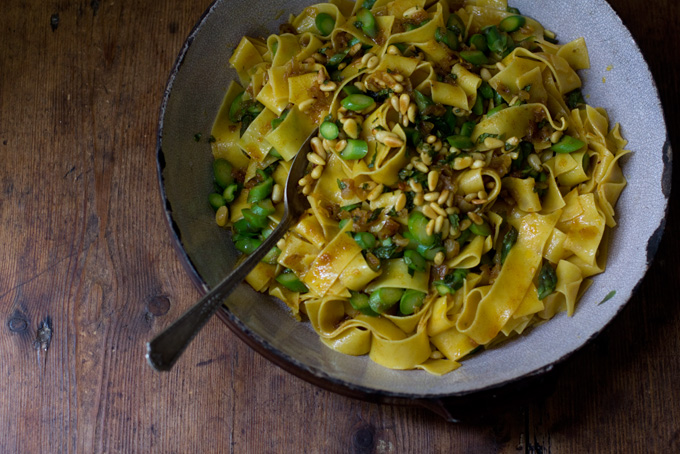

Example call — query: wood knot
[7,317,28,333]
[34,317,53,352]
[352,424,375,451]
[147,295,171,317]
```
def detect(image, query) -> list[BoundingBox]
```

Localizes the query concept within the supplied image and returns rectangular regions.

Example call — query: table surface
[1,0,678,452]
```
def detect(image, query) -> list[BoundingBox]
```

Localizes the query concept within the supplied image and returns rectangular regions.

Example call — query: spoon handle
[146,210,294,371]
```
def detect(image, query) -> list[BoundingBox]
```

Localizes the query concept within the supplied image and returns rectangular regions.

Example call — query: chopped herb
[337,179,347,190]
[367,151,377,169]
[341,202,361,212]
[537,262,557,300]
[373,243,399,259]
[523,84,532,92]
[567,89,586,109]
[477,132,499,144]
[599,290,616,305]
[368,208,384,222]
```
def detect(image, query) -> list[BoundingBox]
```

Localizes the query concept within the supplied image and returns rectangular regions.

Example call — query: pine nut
[390,95,399,112]
[441,219,450,240]
[276,238,286,250]
[392,83,404,93]
[427,170,439,192]
[403,6,421,17]
[426,135,437,144]
[420,151,432,166]
[307,152,326,166]
[354,80,365,92]
[321,139,333,157]
[320,81,337,92]
[414,193,425,206]
[414,161,429,173]
[215,205,228,227]
[361,52,374,65]
[496,62,506,71]
[335,140,347,152]
[393,73,404,82]
[311,137,324,156]
[272,184,283,203]
[367,183,384,201]
[343,118,359,139]
[423,192,440,202]
[348,42,362,56]
[366,56,380,69]
[409,180,423,193]
[399,94,410,115]
[471,159,486,169]
[374,130,404,148]
[480,68,492,81]
[437,189,449,206]
[433,251,445,266]
[484,137,505,149]
[387,45,401,55]
[299,175,312,186]
[407,103,417,123]
[395,193,407,211]
[468,212,484,225]
[310,165,323,179]
[433,140,442,152]
[453,156,473,170]
[506,136,520,148]
[426,219,435,236]
[302,184,313,195]
[528,153,542,172]
[422,205,438,220]
[298,98,315,112]
[431,202,447,217]
[434,215,444,233]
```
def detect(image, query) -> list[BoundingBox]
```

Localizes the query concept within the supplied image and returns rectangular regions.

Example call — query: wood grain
[0,0,678,452]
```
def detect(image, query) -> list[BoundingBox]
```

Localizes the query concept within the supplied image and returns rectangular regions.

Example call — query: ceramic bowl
[157,0,671,420]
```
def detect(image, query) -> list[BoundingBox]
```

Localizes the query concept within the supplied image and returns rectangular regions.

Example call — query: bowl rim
[155,0,673,408]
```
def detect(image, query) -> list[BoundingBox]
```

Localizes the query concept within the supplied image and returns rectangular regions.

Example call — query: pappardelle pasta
[207,0,629,375]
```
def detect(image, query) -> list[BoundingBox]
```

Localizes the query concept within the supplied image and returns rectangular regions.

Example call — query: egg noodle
[207,0,629,375]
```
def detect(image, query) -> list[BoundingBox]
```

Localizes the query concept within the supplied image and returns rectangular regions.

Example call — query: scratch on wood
[196,359,215,367]
[34,317,53,373]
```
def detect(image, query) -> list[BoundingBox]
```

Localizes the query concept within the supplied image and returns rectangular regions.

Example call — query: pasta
[207,0,629,375]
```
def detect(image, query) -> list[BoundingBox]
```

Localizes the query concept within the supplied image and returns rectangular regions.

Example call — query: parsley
[368,208,383,223]
[337,179,347,190]
[598,290,616,305]
[567,89,585,109]
[477,132,499,144]
[341,203,361,212]
[367,151,377,169]
[373,243,399,259]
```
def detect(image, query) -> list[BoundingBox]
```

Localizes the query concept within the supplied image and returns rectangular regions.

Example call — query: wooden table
[1,0,678,452]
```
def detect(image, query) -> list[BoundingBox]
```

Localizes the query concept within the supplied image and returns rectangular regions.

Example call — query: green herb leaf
[598,290,616,305]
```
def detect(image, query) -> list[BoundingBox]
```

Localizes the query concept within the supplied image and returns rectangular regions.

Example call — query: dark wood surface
[1,0,678,452]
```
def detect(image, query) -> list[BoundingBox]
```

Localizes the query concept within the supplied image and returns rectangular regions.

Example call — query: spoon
[146,132,314,371]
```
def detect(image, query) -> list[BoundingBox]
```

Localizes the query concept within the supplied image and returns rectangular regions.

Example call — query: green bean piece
[404,249,426,272]
[361,0,377,9]
[477,83,492,101]
[487,103,507,117]
[222,183,239,203]
[368,287,404,314]
[434,282,451,295]
[493,89,504,106]
[208,193,226,211]
[416,244,444,261]
[342,84,363,96]
[353,231,377,250]
[460,121,476,137]
[270,40,278,56]
[233,218,258,235]
[456,228,472,244]
[483,25,506,54]
[356,8,378,38]
[551,135,585,154]
[275,270,309,293]
[403,127,422,146]
[268,148,282,159]
[507,6,521,14]
[247,177,274,203]
[251,199,275,218]
[472,91,484,115]
[235,237,263,255]
[320,121,339,140]
[349,291,379,316]
[228,91,245,123]
[241,208,268,230]
[447,134,474,150]
[340,139,368,160]
[500,226,518,265]
[341,93,375,111]
[412,89,434,112]
[338,218,351,230]
[261,246,281,265]
[460,50,488,66]
[271,110,289,130]
[435,27,459,50]
[469,220,492,236]
[499,15,526,33]
[469,33,488,53]
[408,211,435,246]
[328,49,349,66]
[446,13,465,35]
[537,262,557,300]
[213,159,234,188]
[434,268,468,295]
[340,202,361,212]
[582,151,591,173]
[315,12,335,36]
[399,289,426,315]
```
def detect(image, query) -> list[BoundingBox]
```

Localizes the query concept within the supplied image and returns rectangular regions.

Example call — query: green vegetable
[460,50,488,66]
[271,110,289,130]
[213,159,234,188]
[241,208,268,230]
[434,268,468,295]
[342,84,363,96]
[469,220,492,236]
[598,290,616,305]
[328,49,349,66]
[276,270,309,293]
[469,33,488,53]
[446,13,465,35]
[320,121,339,140]
[412,89,434,112]
[235,237,263,255]
[567,89,585,109]
[353,231,377,250]
[446,134,474,150]
[270,40,278,56]
[368,287,404,314]
[404,249,426,272]
[315,12,335,36]
[500,226,518,265]
[479,82,494,100]
[250,199,275,218]
[507,6,521,14]
[350,291,379,316]
[356,7,378,38]
[408,211,435,246]
[247,177,274,203]
[399,290,426,315]
[499,15,526,33]
[228,91,245,123]
[551,135,585,153]
[472,91,484,115]
[460,121,476,137]
[222,183,239,203]
[341,93,375,111]
[261,246,281,265]
[233,218,258,234]
[208,193,226,211]
[487,103,507,117]
[340,139,369,159]
[435,27,459,50]
[338,218,351,229]
[537,262,557,300]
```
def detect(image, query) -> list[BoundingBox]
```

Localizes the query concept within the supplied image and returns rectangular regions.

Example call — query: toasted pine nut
[422,205,438,220]
[276,238,286,250]
[409,180,423,193]
[338,62,347,70]
[272,183,283,203]
[480,68,492,81]
[367,183,384,201]
[403,6,421,17]
[431,202,447,217]
[414,161,429,173]
[468,211,484,225]
[427,170,439,192]
[393,73,404,82]
[453,156,473,170]
[433,140,442,152]
[361,52,375,65]
[426,135,437,144]
[420,151,432,166]
[311,137,324,156]
[441,218,450,240]
[433,251,445,266]
[407,103,417,123]
[298,98,315,112]
[348,42,362,56]
[374,130,404,148]
[302,184,313,195]
[395,193,407,211]
[366,56,380,69]
[335,140,347,152]
[437,189,449,206]
[307,152,326,166]
[311,165,324,179]
[299,175,312,186]
[434,215,444,234]
[471,159,486,169]
[392,83,404,93]
[528,153,542,172]
[506,136,520,148]
[343,118,359,139]
[423,192,440,202]
[320,81,337,92]
[387,45,401,55]
[390,95,399,112]
[399,94,410,115]
[215,205,228,227]
[401,115,409,127]
[460,219,472,231]
[353,80,365,92]
[426,219,435,236]
[414,193,425,206]
[484,137,505,149]
[496,62,506,71]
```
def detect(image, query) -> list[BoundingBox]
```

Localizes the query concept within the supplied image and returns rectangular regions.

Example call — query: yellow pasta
[206,0,629,375]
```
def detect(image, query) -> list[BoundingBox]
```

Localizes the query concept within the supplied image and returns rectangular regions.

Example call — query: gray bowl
[157,0,671,419]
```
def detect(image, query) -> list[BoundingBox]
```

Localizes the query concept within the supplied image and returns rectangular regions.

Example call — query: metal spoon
[146,132,314,371]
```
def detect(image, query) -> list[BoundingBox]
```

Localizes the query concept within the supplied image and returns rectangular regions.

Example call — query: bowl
[157,0,671,420]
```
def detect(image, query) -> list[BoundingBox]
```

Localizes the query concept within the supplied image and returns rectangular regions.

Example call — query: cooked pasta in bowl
[158,0,669,411]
